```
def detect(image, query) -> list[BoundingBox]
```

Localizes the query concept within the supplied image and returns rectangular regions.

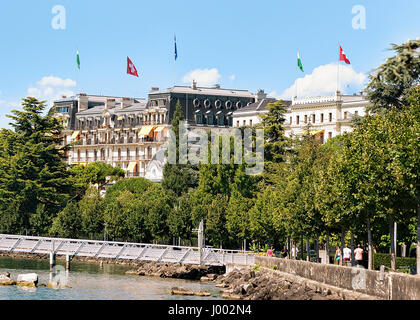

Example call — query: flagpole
[337,43,340,93]
[295,53,298,100]
[174,33,177,86]
[76,48,79,96]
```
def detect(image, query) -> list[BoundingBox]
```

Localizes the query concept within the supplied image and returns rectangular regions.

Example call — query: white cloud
[182,68,221,86]
[27,76,76,106]
[28,87,42,97]
[229,74,236,81]
[268,90,281,99]
[37,76,76,88]
[279,63,367,100]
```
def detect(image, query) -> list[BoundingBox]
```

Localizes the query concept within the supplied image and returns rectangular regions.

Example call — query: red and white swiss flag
[127,56,139,77]
[339,46,351,64]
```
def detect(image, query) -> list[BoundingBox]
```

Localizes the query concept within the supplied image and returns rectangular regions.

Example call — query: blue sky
[0,0,419,128]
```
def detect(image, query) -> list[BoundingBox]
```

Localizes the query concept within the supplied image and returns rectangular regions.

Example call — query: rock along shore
[213,266,379,300]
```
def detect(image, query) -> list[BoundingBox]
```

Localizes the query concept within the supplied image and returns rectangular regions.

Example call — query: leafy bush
[272,265,278,270]
[373,253,416,270]
[253,264,260,271]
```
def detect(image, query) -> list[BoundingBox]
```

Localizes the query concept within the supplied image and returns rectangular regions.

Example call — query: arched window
[207,113,214,125]
[196,113,203,125]
[217,114,225,126]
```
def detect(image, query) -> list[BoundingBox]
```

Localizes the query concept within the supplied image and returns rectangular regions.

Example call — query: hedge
[373,253,416,270]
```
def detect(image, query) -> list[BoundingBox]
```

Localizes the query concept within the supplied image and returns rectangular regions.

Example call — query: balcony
[73,137,166,147]
[112,155,151,162]
[126,172,145,178]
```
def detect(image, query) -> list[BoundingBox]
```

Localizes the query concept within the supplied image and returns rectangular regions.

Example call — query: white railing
[0,234,254,266]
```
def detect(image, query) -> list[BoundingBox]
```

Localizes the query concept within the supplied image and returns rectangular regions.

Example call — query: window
[304,115,308,124]
[321,114,324,123]
[218,115,225,126]
[249,119,253,126]
[236,121,240,127]
[328,132,332,139]
[196,113,203,125]
[344,112,348,120]
[355,110,358,116]
[243,120,246,126]
[312,114,315,123]
[296,116,300,125]
[289,116,292,124]
[329,113,332,122]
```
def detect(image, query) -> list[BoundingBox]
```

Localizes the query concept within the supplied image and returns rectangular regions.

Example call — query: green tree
[162,99,198,197]
[105,177,153,203]
[79,187,105,239]
[206,194,229,248]
[104,190,135,241]
[0,97,71,232]
[366,39,420,112]
[142,184,174,242]
[49,202,82,238]
[167,193,194,242]
[29,204,53,236]
[69,162,125,199]
[259,100,288,163]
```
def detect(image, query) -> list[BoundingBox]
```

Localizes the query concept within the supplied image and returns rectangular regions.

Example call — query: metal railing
[0,234,255,266]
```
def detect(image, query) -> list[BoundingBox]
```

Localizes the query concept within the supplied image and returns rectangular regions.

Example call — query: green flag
[297,51,304,72]
[77,49,80,70]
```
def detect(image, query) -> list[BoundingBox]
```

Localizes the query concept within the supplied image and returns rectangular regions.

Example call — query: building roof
[232,98,291,116]
[54,94,144,104]
[75,100,148,117]
[291,92,369,107]
[149,85,254,98]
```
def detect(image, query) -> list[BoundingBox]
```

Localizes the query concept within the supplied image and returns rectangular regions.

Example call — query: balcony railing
[74,137,166,147]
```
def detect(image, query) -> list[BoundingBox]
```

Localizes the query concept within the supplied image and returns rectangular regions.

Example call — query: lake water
[0,257,222,300]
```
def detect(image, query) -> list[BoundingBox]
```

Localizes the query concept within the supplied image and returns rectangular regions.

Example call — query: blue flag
[174,34,178,61]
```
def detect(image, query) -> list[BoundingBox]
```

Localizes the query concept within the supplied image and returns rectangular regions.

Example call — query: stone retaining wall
[254,256,420,300]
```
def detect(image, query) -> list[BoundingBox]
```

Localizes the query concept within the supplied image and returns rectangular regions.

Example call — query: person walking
[281,246,289,259]
[291,244,299,259]
[334,246,342,265]
[343,244,351,266]
[354,244,364,266]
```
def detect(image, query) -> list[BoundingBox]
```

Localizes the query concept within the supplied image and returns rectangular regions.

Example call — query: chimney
[106,98,115,109]
[78,93,88,112]
[191,80,197,90]
[335,90,341,101]
[255,89,267,102]
[150,87,159,91]
[62,96,67,99]
[214,84,220,89]
[121,97,133,109]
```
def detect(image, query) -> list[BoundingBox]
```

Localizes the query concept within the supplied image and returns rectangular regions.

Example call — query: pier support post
[49,252,56,272]
[65,254,71,271]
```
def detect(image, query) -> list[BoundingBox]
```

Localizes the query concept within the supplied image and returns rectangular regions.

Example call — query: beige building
[53,94,168,177]
[284,91,370,143]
